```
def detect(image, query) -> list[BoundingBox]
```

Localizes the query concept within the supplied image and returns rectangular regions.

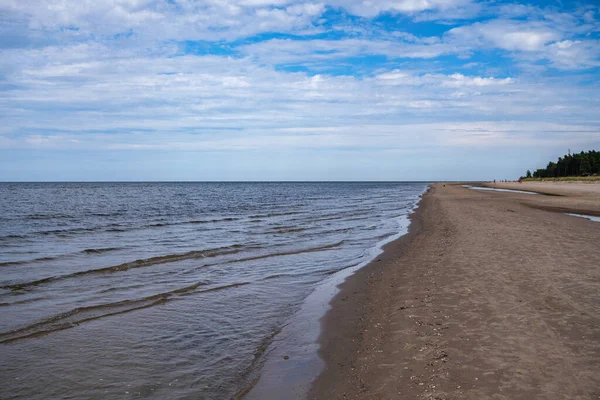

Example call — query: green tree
[524,150,599,178]
[580,154,591,175]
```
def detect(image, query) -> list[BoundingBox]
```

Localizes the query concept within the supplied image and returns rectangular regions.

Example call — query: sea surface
[0,182,427,399]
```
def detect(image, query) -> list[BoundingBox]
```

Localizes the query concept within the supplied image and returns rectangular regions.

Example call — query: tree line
[523,150,600,179]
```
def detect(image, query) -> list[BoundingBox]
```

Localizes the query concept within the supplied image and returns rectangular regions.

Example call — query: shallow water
[245,215,412,399]
[0,182,427,399]
[463,185,538,195]
[566,213,600,223]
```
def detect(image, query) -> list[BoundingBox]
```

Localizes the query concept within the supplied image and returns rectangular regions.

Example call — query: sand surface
[309,183,600,399]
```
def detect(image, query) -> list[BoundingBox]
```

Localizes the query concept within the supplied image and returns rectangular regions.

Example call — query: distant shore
[309,182,600,399]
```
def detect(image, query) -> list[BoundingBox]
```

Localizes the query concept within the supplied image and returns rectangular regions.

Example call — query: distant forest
[523,150,600,179]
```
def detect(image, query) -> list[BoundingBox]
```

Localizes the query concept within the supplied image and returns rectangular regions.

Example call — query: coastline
[309,182,600,399]
[243,186,428,399]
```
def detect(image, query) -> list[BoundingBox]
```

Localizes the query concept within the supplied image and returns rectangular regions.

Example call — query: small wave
[0,281,249,343]
[2,241,345,291]
[26,214,71,220]
[1,244,247,291]
[0,248,123,267]
[316,227,353,235]
[248,211,302,219]
[105,228,128,232]
[323,261,362,275]
[214,217,240,222]
[2,250,38,255]
[0,296,49,307]
[261,270,324,281]
[342,216,372,222]
[91,212,122,217]
[39,227,98,236]
[99,284,145,294]
[0,234,28,241]
[82,247,122,255]
[265,226,309,234]
[228,241,344,264]
[182,217,241,225]
[185,241,346,273]
[261,273,294,280]
[0,255,63,268]
[365,233,394,242]
[8,216,242,239]
[262,262,362,280]
[147,217,241,228]
[311,215,344,222]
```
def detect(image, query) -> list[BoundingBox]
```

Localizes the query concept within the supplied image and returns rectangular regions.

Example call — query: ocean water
[0,182,427,399]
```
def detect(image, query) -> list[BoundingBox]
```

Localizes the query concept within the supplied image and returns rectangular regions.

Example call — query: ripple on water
[0,182,428,399]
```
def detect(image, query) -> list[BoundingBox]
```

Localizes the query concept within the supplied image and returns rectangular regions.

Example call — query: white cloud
[448,20,561,52]
[445,18,600,69]
[543,40,600,70]
[0,0,598,174]
[239,37,467,66]
[232,15,599,70]
[329,0,473,17]
[2,1,598,73]
[1,39,596,154]
[375,71,514,89]
[441,73,513,87]
[0,0,327,42]
[0,0,476,47]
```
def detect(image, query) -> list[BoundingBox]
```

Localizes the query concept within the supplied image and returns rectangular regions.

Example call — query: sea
[0,182,428,399]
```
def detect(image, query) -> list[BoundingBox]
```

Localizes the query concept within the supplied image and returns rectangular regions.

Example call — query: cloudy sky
[1,0,599,181]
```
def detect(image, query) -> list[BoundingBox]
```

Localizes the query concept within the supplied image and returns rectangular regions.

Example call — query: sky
[0,0,599,181]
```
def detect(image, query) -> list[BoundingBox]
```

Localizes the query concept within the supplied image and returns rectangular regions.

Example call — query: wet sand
[309,182,600,399]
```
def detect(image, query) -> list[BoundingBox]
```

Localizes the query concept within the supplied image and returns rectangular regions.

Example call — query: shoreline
[309,182,600,399]
[243,186,428,399]
[307,183,431,399]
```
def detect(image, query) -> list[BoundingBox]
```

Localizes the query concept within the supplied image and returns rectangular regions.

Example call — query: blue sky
[0,0,599,181]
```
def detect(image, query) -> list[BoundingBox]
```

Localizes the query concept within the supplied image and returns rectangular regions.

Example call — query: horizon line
[0,180,469,184]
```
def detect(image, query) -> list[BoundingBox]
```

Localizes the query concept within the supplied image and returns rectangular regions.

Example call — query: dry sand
[309,182,600,399]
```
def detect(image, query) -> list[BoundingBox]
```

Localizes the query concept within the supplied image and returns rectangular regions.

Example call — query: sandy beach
[309,182,600,399]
